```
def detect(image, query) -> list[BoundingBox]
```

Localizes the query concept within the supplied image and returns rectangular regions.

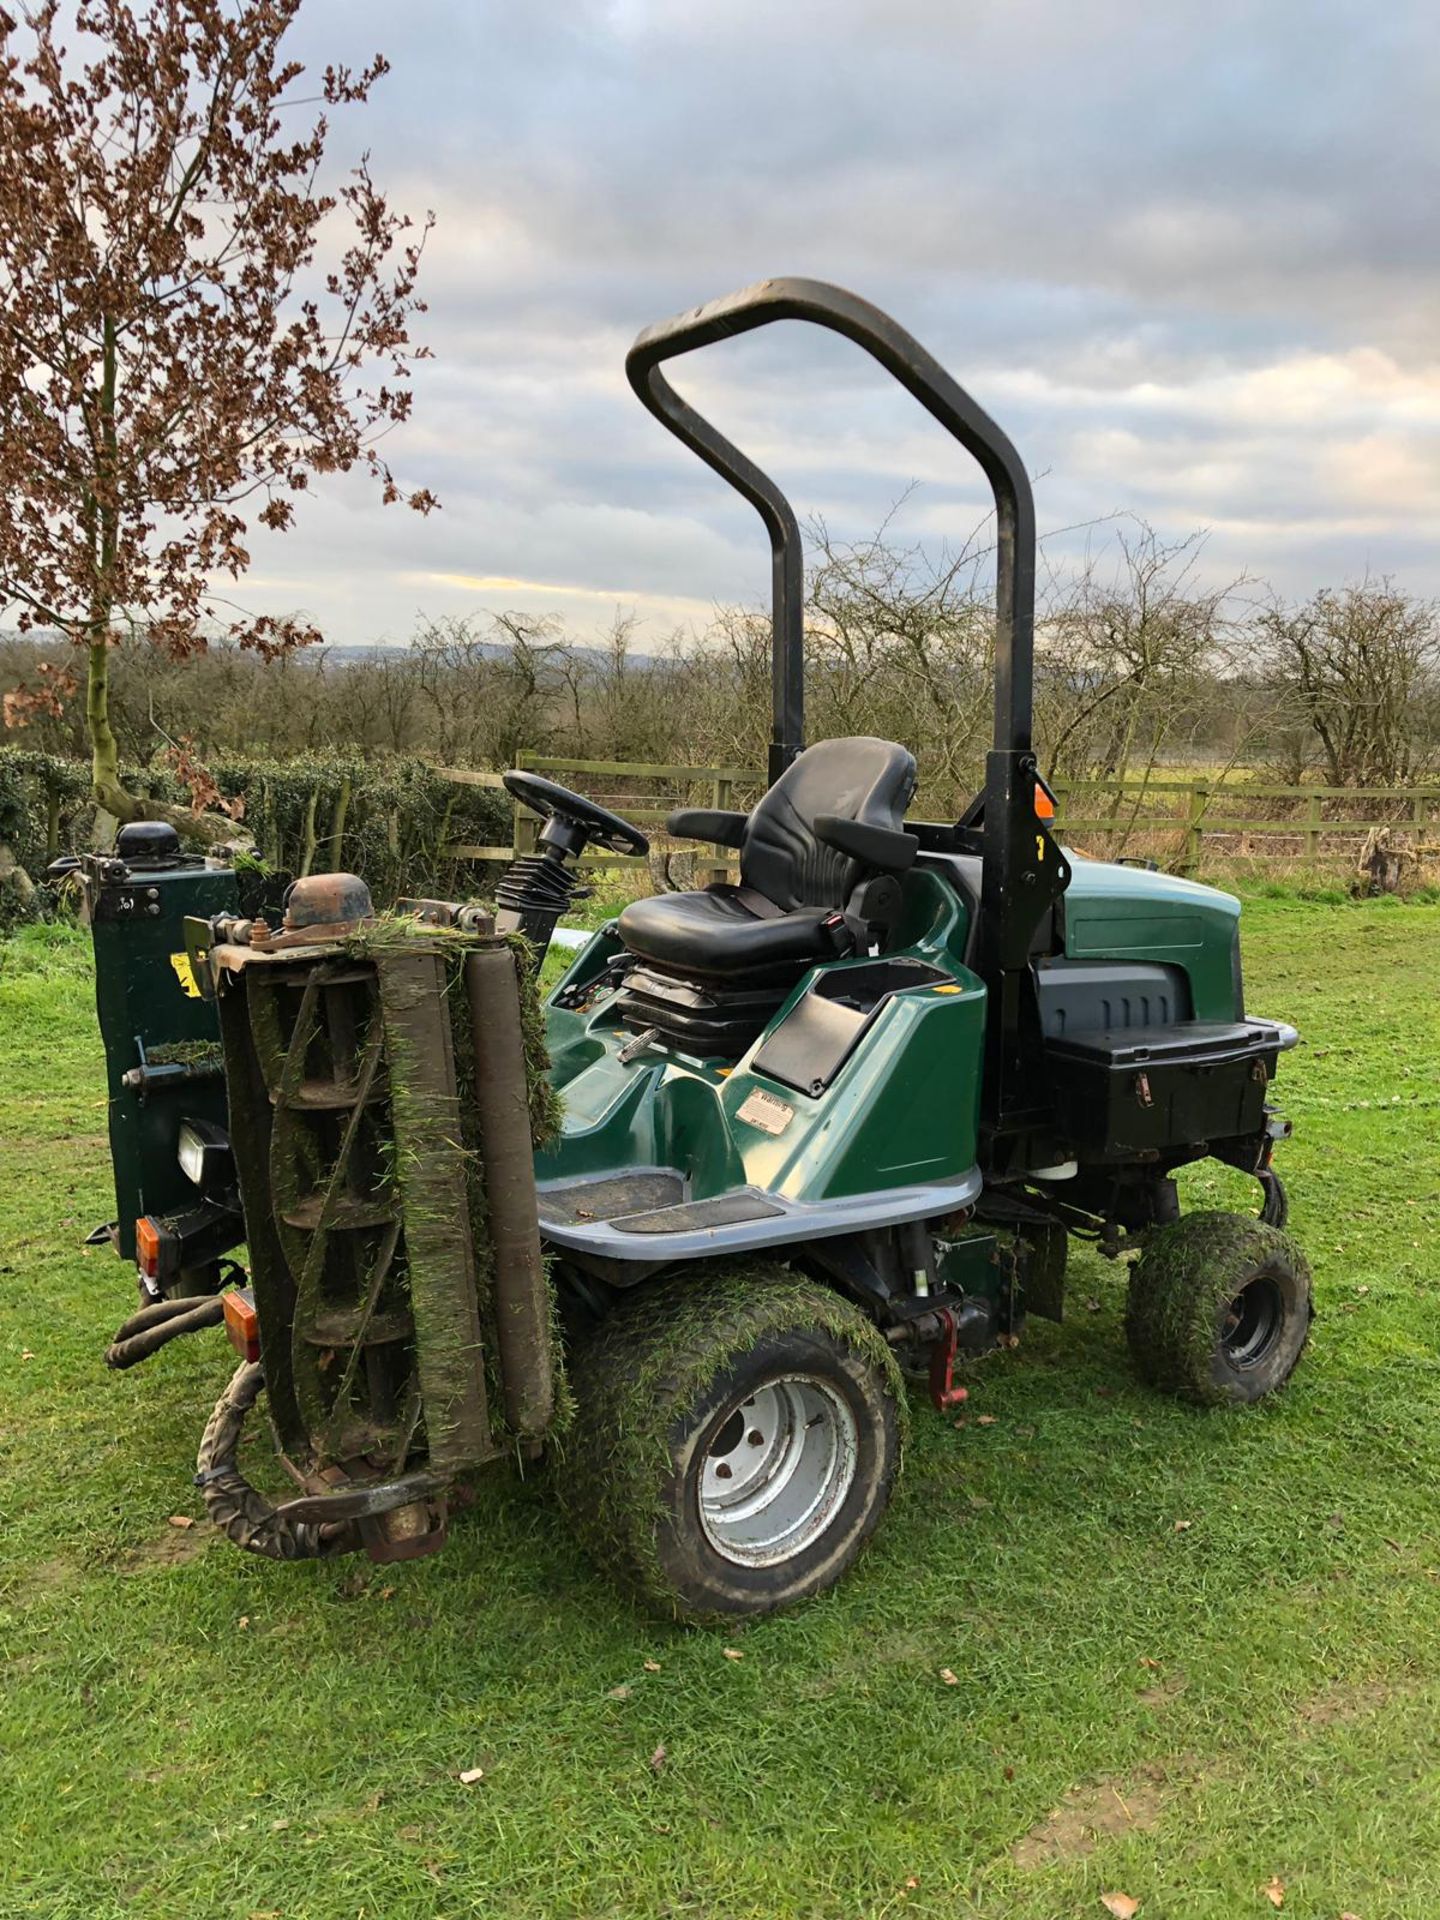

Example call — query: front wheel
[558,1265,905,1623]
[1125,1210,1312,1406]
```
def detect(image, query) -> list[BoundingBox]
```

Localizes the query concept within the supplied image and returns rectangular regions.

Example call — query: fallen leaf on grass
[976,1414,997,1426]
[167,1515,195,1530]
[607,1684,632,1700]
[1086,1298,1102,1313]
[939,1668,959,1685]
[458,1766,485,1785]
[1138,1657,1161,1670]
[722,1647,744,1661]
[649,1743,667,1771]
[1262,1876,1285,1908]
[238,1615,250,1630]
[642,1659,662,1672]
[21,1349,34,1361]
[1173,1519,1193,1532]
[1101,1895,1140,1918]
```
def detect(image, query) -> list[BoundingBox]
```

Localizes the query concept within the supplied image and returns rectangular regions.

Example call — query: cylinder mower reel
[87,279,1312,1624]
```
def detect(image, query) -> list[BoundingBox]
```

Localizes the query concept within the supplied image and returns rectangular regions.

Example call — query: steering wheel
[503,770,650,857]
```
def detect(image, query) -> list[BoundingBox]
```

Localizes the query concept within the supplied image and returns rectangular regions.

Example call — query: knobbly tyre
[85,279,1311,1623]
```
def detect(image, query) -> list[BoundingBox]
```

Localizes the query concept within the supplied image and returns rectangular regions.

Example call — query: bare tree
[1256,582,1440,787]
[803,511,993,796]
[0,0,434,834]
[1036,520,1243,788]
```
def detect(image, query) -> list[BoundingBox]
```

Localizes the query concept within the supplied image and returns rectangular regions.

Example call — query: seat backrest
[740,737,917,912]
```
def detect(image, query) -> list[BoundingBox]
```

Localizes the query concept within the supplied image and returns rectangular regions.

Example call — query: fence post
[704,773,734,887]
[1413,792,1428,844]
[1184,782,1208,874]
[1305,791,1322,864]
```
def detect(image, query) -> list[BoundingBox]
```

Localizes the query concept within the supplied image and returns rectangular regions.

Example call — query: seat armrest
[814,813,918,873]
[666,807,748,848]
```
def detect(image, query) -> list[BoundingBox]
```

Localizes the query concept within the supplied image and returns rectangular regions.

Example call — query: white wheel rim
[698,1374,858,1568]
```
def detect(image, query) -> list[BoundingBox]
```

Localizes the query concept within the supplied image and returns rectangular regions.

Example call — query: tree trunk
[84,629,249,849]
[86,632,139,822]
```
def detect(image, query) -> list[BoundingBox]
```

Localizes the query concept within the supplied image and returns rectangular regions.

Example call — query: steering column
[496,771,650,959]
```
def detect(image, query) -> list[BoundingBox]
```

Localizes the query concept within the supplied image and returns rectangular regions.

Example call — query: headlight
[177,1121,209,1184]
[177,1119,231,1193]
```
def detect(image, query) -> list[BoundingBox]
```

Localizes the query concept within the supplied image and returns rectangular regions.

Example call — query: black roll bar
[625,277,1037,785]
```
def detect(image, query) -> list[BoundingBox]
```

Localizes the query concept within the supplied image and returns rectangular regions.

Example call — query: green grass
[3,899,1440,1919]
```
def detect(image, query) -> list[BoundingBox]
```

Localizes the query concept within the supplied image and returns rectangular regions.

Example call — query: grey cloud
[219,0,1440,642]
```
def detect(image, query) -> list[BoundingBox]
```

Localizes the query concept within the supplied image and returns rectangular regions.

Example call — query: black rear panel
[1046,1020,1283,1162]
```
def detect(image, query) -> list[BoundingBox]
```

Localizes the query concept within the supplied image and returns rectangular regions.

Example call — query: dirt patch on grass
[1138,1665,1189,1708]
[1296,1678,1401,1731]
[116,1523,213,1572]
[3,1553,81,1606]
[1012,1765,1172,1869]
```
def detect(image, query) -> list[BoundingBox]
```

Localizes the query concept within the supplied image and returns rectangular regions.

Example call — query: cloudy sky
[242,0,1440,646]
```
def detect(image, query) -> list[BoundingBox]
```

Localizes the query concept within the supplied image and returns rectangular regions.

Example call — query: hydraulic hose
[194,1362,353,1562]
[105,1293,225,1370]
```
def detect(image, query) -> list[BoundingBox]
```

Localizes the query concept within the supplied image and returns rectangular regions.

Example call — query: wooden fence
[437,756,1440,878]
[438,755,766,876]
[1048,779,1440,871]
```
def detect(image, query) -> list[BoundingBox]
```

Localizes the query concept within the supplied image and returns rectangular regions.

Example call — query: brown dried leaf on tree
[0,0,435,836]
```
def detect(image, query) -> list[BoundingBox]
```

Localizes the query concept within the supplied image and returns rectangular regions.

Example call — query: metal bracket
[927,1307,970,1413]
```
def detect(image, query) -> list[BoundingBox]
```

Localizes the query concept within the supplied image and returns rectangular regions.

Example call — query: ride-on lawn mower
[86,279,1310,1623]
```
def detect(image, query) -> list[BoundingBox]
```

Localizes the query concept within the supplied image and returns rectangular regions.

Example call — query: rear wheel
[1125,1210,1312,1406]
[558,1265,904,1623]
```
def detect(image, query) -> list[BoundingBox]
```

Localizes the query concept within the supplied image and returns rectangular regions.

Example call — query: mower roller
[88,278,1310,1622]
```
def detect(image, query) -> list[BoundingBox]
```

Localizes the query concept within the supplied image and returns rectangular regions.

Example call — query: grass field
[3,895,1440,1920]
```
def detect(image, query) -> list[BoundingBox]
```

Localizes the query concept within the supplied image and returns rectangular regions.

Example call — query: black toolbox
[1045,1020,1287,1161]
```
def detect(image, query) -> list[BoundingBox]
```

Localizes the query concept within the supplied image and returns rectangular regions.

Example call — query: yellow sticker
[169,951,201,998]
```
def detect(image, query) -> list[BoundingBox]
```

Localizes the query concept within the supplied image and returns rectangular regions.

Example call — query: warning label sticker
[736,1087,795,1137]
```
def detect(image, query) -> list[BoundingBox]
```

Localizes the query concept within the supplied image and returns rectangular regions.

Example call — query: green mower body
[532,854,1282,1279]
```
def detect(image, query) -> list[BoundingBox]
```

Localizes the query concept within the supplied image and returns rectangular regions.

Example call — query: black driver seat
[615,738,916,1052]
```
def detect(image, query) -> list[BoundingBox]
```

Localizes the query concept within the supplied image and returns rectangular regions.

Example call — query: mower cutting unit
[91,280,1310,1621]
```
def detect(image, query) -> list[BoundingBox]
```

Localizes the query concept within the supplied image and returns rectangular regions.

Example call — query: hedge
[0,748,512,922]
